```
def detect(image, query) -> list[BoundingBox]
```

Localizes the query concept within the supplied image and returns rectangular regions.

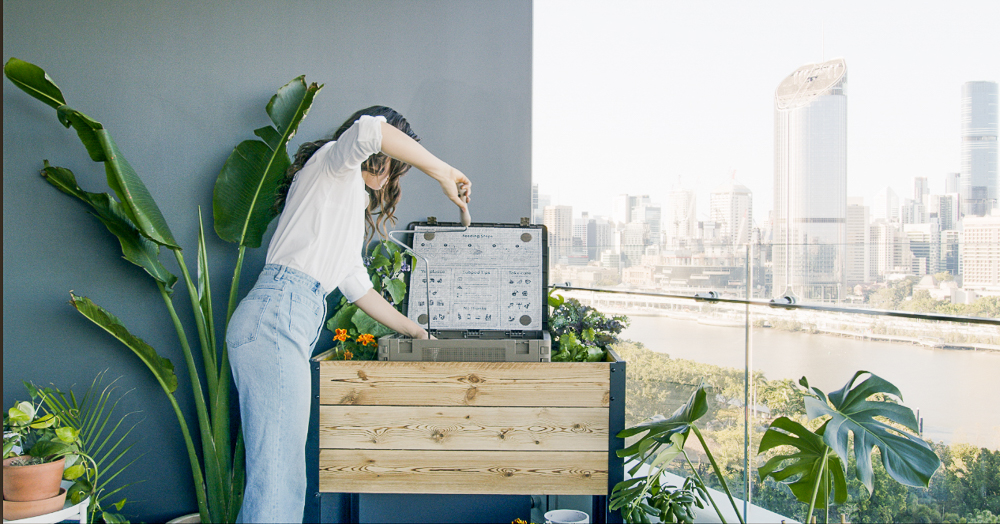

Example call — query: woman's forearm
[379,122,449,179]
[379,122,472,209]
[353,288,428,339]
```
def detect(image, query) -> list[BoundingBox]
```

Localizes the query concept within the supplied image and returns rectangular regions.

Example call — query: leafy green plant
[30,372,143,524]
[614,386,745,524]
[547,292,629,362]
[612,472,708,523]
[759,371,941,522]
[325,240,409,360]
[3,395,98,505]
[3,57,321,522]
[614,370,941,524]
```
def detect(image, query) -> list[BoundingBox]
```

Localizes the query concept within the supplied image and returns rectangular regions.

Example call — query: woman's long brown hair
[274,106,419,246]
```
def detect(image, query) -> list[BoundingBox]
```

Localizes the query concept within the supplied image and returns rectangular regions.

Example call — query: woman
[227,106,471,523]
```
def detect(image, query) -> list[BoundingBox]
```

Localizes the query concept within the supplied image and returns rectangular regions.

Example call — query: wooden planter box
[308,350,625,523]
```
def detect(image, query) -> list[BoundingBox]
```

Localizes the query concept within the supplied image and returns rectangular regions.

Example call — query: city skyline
[533,1,1000,225]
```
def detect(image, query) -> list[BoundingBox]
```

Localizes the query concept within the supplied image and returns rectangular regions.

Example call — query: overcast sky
[532,0,1000,224]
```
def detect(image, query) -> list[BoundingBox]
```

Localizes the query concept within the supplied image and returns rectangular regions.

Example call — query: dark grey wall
[3,1,531,521]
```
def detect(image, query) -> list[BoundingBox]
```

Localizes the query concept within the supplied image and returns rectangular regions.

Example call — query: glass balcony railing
[547,240,1000,524]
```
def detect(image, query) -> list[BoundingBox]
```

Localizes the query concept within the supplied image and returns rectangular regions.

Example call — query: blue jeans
[228,264,327,524]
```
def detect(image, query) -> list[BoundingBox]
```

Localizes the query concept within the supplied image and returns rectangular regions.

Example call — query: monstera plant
[614,371,940,524]
[3,57,322,523]
[758,371,941,522]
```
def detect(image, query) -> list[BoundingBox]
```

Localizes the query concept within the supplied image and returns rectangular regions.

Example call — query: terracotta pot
[2,456,65,502]
[2,487,67,521]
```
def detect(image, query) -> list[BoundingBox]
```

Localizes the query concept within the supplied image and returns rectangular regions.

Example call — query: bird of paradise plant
[3,57,322,523]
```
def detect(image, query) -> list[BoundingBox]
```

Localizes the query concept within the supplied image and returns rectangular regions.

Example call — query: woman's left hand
[438,167,472,212]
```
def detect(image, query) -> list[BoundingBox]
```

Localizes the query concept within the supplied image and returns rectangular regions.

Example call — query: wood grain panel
[318,361,610,407]
[319,450,608,495]
[319,406,608,451]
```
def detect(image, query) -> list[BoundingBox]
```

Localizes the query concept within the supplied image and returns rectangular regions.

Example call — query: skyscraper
[710,178,753,247]
[960,81,998,217]
[543,205,573,263]
[914,177,929,207]
[846,197,871,286]
[665,189,697,245]
[873,186,899,222]
[944,172,960,194]
[773,58,848,301]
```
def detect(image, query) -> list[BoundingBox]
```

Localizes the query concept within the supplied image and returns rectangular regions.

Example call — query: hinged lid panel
[405,223,547,333]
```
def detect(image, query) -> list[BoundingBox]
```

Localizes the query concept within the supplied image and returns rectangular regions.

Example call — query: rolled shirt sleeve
[338,264,374,303]
[322,115,387,174]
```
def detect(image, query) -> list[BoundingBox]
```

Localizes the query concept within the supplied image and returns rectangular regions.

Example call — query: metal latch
[463,330,483,339]
[504,330,525,338]
[426,216,438,225]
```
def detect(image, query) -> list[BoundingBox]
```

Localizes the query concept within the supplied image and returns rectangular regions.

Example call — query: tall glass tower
[960,81,999,217]
[773,58,847,302]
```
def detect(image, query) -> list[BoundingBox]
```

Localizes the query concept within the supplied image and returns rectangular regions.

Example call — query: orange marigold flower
[344,350,353,360]
[356,333,375,346]
[333,328,348,342]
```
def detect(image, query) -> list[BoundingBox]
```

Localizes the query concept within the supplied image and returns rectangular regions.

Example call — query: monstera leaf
[4,58,179,249]
[802,371,940,492]
[617,386,708,476]
[213,76,323,248]
[40,162,177,289]
[758,417,848,508]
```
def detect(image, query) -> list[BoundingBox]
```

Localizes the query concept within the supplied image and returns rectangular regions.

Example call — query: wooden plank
[319,450,608,495]
[319,406,608,451]
[318,361,610,407]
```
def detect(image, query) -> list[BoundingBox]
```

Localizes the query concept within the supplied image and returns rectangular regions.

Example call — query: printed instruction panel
[407,226,543,331]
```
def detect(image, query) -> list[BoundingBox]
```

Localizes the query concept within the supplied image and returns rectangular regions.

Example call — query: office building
[846,198,871,285]
[710,178,753,247]
[944,172,961,194]
[543,205,573,264]
[634,202,662,246]
[904,222,941,276]
[929,193,960,232]
[773,58,848,301]
[962,212,1000,292]
[664,189,697,245]
[870,220,909,281]
[960,81,998,216]
[873,186,899,222]
[914,177,929,205]
[620,221,649,268]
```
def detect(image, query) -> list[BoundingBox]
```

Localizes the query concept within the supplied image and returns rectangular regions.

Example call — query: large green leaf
[384,278,406,304]
[214,76,323,247]
[803,371,940,492]
[41,163,177,289]
[617,385,708,474]
[352,309,395,339]
[69,293,178,394]
[3,57,66,109]
[326,299,358,333]
[758,417,847,508]
[95,128,179,248]
[4,58,178,248]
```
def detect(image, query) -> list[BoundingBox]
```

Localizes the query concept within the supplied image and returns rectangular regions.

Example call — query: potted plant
[3,395,95,521]
[30,373,143,524]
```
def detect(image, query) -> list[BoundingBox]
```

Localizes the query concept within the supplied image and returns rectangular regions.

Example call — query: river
[622,314,1000,449]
